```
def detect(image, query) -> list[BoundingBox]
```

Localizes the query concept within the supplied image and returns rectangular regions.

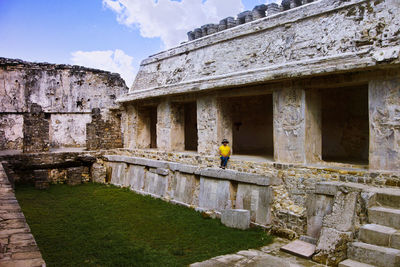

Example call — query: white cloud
[103,0,245,48]
[70,49,135,87]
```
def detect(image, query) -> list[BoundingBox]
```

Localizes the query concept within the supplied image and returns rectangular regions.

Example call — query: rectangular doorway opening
[321,85,369,164]
[230,94,273,157]
[149,106,157,149]
[184,102,198,151]
[137,106,157,149]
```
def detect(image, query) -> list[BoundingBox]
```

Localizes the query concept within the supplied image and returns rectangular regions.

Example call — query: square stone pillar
[157,99,185,151]
[197,96,219,155]
[273,86,306,163]
[197,95,233,155]
[369,78,400,171]
[121,104,138,149]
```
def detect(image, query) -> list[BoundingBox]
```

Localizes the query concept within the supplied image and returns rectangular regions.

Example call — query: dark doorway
[184,102,198,151]
[149,106,157,149]
[321,85,369,164]
[231,95,273,156]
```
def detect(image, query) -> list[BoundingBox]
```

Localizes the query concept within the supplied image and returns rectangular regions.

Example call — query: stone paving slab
[190,238,325,267]
[0,164,46,267]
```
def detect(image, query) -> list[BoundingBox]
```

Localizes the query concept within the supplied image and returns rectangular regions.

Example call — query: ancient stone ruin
[1,0,400,266]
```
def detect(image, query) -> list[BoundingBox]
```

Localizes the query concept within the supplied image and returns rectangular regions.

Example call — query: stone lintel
[118,50,377,103]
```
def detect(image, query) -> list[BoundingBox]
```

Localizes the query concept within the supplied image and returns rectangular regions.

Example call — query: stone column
[197,96,219,155]
[121,104,138,149]
[170,102,185,151]
[369,78,400,171]
[197,95,232,155]
[273,86,306,163]
[156,99,185,151]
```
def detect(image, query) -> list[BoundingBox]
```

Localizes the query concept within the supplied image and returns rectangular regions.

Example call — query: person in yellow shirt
[218,139,231,169]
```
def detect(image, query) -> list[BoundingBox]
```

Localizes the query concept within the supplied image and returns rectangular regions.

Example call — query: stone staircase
[339,192,400,267]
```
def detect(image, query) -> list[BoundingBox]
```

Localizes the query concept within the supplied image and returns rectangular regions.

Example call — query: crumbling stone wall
[0,57,128,150]
[86,108,123,150]
[22,104,49,153]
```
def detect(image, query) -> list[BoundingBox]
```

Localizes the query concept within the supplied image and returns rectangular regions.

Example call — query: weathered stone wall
[120,0,400,102]
[103,155,278,227]
[0,57,128,150]
[1,151,96,186]
[86,108,123,151]
[22,104,50,153]
[0,114,23,150]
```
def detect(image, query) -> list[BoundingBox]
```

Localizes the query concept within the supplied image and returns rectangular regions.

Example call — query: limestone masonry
[1,0,400,266]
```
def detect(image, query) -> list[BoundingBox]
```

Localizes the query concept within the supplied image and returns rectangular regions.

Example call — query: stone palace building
[1,0,399,266]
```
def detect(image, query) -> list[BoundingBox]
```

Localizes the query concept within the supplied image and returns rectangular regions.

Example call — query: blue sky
[0,0,278,86]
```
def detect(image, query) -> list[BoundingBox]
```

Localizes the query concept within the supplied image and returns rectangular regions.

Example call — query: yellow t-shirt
[219,145,231,157]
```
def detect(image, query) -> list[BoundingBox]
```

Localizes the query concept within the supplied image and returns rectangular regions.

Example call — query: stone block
[391,233,400,250]
[368,206,400,229]
[348,242,400,267]
[359,224,397,247]
[91,163,106,183]
[198,168,280,186]
[126,165,145,191]
[235,184,273,225]
[221,209,250,230]
[323,191,357,232]
[280,239,316,259]
[198,177,232,211]
[313,227,353,266]
[143,171,167,197]
[109,162,127,186]
[169,163,199,174]
[155,168,169,176]
[375,192,400,209]
[339,259,376,267]
[171,172,198,205]
[67,167,84,186]
[306,193,334,239]
[105,155,169,169]
[315,182,340,196]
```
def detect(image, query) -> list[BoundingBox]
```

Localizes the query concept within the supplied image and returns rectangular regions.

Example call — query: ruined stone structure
[0,57,127,151]
[1,0,400,266]
[109,0,400,266]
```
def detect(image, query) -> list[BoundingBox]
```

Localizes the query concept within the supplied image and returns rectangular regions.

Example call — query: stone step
[339,259,376,267]
[368,206,400,229]
[375,192,400,209]
[359,224,397,247]
[348,242,400,267]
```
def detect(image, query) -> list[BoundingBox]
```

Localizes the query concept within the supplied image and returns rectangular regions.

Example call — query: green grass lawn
[15,183,273,267]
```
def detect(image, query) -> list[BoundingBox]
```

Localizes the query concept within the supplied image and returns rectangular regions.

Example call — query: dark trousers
[220,156,229,167]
